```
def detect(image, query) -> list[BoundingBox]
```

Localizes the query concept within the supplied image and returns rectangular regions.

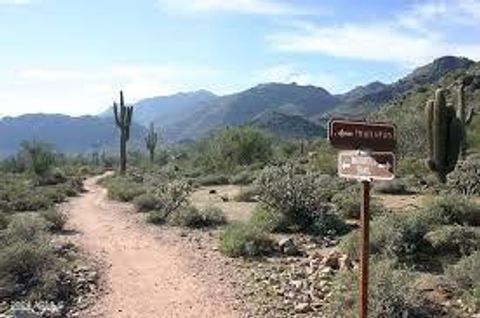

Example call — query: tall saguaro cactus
[113,91,133,173]
[145,122,158,164]
[457,82,476,159]
[425,88,463,183]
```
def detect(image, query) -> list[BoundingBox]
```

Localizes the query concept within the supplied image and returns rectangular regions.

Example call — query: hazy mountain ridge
[0,56,476,155]
[0,113,146,156]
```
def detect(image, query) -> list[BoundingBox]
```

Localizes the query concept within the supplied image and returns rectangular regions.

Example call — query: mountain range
[0,56,478,156]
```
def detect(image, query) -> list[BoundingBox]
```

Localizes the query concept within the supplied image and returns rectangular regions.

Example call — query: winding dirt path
[65,175,248,318]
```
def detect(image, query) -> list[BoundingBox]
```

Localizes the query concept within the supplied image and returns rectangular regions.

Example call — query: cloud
[1,64,221,116]
[157,0,323,16]
[269,1,480,66]
[253,64,338,91]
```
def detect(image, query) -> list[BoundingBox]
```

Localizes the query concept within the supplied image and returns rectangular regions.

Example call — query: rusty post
[359,180,370,318]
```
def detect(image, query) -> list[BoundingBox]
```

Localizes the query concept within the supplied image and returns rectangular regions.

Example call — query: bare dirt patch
[190,185,258,223]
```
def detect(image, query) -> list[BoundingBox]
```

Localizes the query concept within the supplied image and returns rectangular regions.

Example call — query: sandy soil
[190,185,257,223]
[64,175,249,318]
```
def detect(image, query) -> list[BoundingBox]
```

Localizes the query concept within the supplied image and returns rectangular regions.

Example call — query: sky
[1,0,480,117]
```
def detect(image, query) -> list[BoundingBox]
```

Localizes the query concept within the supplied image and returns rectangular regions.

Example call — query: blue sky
[1,0,480,116]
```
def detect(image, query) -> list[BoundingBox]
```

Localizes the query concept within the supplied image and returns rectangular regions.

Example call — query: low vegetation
[219,223,274,257]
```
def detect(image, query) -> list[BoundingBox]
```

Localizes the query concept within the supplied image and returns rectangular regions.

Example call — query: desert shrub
[19,140,56,177]
[424,226,480,256]
[5,214,48,242]
[38,168,67,186]
[0,213,9,229]
[326,259,423,318]
[0,213,63,300]
[233,186,259,202]
[397,157,429,178]
[446,251,480,311]
[308,141,337,175]
[448,156,480,196]
[195,126,273,173]
[249,205,288,232]
[40,209,67,233]
[0,239,56,300]
[107,178,145,202]
[219,222,274,257]
[341,213,429,262]
[154,180,192,217]
[420,195,480,226]
[146,210,168,225]
[196,174,229,186]
[256,165,346,232]
[230,170,255,185]
[331,189,384,219]
[168,205,226,228]
[133,193,160,212]
[374,179,410,195]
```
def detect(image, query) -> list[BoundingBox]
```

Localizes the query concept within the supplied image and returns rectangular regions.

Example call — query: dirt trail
[65,175,246,318]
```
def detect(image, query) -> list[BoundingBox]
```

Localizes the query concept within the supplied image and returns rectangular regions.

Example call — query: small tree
[144,122,158,164]
[113,91,133,173]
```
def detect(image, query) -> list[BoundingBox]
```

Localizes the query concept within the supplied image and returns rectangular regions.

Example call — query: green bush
[19,140,56,177]
[332,189,384,219]
[195,126,272,173]
[425,226,480,256]
[6,214,48,243]
[40,209,67,233]
[230,171,255,185]
[233,186,259,202]
[146,210,168,225]
[341,213,429,262]
[397,157,429,178]
[421,195,480,226]
[154,180,192,217]
[133,193,160,212]
[168,205,226,228]
[249,205,288,232]
[448,156,480,196]
[196,174,229,186]
[0,213,9,230]
[446,251,480,311]
[0,239,56,299]
[326,259,423,318]
[0,214,63,301]
[256,165,346,232]
[219,223,274,257]
[107,178,145,202]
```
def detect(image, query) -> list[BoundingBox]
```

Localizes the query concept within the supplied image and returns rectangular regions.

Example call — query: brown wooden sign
[338,150,395,181]
[329,120,396,152]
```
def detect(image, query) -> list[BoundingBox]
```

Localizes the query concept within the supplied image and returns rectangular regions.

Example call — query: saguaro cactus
[457,82,476,159]
[145,122,158,164]
[425,88,463,183]
[113,91,133,173]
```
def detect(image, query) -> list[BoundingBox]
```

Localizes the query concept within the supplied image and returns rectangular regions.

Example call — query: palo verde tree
[113,90,133,173]
[144,122,158,164]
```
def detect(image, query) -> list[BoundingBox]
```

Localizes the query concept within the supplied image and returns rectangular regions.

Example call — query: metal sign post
[359,180,370,318]
[328,119,397,318]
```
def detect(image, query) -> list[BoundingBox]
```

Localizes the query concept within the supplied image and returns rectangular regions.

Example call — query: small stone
[209,189,217,194]
[278,237,299,256]
[294,302,312,313]
[323,251,341,270]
